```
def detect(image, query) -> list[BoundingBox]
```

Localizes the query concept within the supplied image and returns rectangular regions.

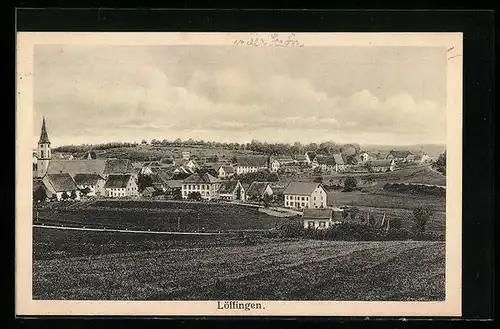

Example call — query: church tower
[37,116,51,177]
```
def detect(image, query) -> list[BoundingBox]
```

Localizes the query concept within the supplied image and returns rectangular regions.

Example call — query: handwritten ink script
[233,33,304,47]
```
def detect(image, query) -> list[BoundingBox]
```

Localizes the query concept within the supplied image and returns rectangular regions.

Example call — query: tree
[80,187,91,196]
[412,207,434,234]
[70,190,78,200]
[188,191,202,201]
[343,176,358,192]
[141,139,148,145]
[61,192,70,200]
[262,193,272,208]
[435,151,446,175]
[137,174,153,191]
[33,186,47,202]
[313,176,323,183]
[172,189,182,200]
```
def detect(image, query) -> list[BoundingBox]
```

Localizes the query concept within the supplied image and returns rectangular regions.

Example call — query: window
[308,221,315,229]
[314,196,316,200]
[319,221,326,228]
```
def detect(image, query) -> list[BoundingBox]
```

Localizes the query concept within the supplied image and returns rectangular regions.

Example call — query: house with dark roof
[33,178,49,201]
[42,173,80,201]
[302,208,334,229]
[141,186,157,198]
[212,164,235,179]
[367,159,396,172]
[294,153,311,165]
[386,150,412,162]
[234,156,269,175]
[104,174,138,198]
[219,180,245,201]
[246,181,273,201]
[332,154,346,172]
[181,172,221,200]
[73,173,106,196]
[305,151,317,163]
[164,180,183,197]
[85,151,97,160]
[283,182,327,209]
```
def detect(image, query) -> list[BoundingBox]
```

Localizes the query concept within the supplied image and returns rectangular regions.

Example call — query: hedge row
[383,183,445,196]
[271,222,444,241]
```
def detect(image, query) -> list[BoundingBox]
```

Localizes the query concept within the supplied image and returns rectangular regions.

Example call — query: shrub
[188,192,202,201]
[389,217,403,229]
[412,206,434,234]
[343,176,358,192]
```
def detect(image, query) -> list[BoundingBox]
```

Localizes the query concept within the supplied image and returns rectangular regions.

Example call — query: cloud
[34,46,446,145]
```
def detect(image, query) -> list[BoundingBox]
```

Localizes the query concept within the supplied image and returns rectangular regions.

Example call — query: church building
[35,116,52,178]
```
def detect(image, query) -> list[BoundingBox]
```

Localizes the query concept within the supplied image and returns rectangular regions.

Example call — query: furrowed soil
[33,227,445,301]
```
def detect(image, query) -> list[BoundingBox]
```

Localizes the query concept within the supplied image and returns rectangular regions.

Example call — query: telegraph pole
[197,212,200,232]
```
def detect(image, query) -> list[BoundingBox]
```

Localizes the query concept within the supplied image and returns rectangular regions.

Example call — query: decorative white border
[16,32,463,317]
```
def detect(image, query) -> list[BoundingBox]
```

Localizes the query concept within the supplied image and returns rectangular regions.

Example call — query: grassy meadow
[33,227,445,301]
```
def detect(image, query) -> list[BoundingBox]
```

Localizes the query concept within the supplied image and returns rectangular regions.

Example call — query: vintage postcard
[16,32,463,317]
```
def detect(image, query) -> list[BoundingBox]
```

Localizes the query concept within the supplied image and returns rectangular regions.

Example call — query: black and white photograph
[16,32,463,316]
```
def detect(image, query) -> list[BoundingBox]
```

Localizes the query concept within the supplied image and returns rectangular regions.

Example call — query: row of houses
[178,172,329,209]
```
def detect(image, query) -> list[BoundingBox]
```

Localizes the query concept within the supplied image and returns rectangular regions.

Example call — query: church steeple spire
[39,116,50,144]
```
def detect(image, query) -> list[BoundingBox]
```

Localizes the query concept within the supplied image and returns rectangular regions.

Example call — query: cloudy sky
[33,44,447,147]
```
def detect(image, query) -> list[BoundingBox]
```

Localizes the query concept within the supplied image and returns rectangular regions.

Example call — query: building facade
[104,174,139,198]
[181,172,221,200]
[283,182,327,209]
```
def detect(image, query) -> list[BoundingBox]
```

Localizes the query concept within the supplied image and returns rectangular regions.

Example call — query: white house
[303,208,334,229]
[212,164,235,178]
[270,159,281,173]
[104,174,139,198]
[294,153,311,165]
[359,152,371,163]
[283,182,327,209]
[42,173,81,201]
[234,156,269,175]
[367,159,396,172]
[182,172,221,200]
[219,180,246,201]
[73,173,106,196]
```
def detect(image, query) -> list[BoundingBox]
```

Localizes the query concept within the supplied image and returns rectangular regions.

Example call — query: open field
[327,190,445,212]
[323,165,446,187]
[33,227,445,301]
[35,201,286,232]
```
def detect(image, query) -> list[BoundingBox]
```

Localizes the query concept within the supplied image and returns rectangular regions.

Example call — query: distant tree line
[53,139,362,157]
[434,151,446,175]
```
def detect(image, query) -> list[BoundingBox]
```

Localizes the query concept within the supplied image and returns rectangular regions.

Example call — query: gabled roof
[38,116,50,144]
[388,150,412,158]
[235,156,268,167]
[219,180,242,194]
[294,154,308,161]
[306,152,317,161]
[104,174,133,188]
[103,159,134,174]
[332,153,345,165]
[45,173,78,192]
[164,180,183,189]
[368,159,394,166]
[406,154,416,161]
[46,159,107,176]
[302,208,333,220]
[221,165,235,174]
[315,155,335,166]
[33,179,44,192]
[73,173,105,186]
[284,182,324,196]
[246,181,271,197]
[85,151,97,160]
[183,172,220,184]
